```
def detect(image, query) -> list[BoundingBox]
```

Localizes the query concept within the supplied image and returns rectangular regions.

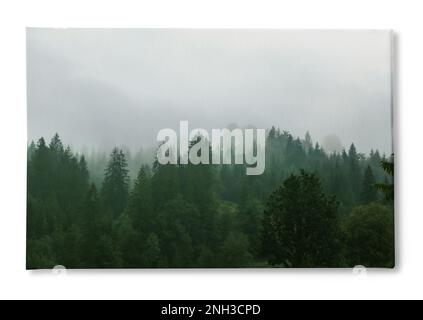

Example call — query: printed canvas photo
[26,29,394,269]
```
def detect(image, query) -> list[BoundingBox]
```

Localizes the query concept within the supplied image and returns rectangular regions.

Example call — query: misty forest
[27,128,394,269]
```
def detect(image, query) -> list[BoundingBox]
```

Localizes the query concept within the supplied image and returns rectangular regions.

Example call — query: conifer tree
[79,184,101,266]
[128,165,153,231]
[348,143,358,170]
[101,148,130,217]
[142,233,161,267]
[360,165,377,204]
[115,214,138,267]
[79,155,89,183]
[49,133,64,154]
[347,143,361,200]
[28,141,36,160]
[80,184,121,267]
[304,131,313,153]
[376,156,394,201]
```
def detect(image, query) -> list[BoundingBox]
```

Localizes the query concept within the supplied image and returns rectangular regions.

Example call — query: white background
[0,0,420,300]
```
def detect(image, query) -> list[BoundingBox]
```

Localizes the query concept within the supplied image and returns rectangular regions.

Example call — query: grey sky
[27,29,393,155]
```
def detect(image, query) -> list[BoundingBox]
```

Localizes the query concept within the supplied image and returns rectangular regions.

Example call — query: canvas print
[26,29,394,269]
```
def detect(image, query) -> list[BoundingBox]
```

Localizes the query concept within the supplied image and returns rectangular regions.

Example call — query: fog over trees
[26,29,394,268]
[27,29,393,155]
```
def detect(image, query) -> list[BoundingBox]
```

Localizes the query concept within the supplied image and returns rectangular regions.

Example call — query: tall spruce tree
[304,131,313,153]
[360,165,377,204]
[101,148,130,217]
[49,133,64,154]
[142,233,161,267]
[80,184,121,267]
[79,184,101,267]
[347,143,361,201]
[128,165,153,231]
[348,143,358,171]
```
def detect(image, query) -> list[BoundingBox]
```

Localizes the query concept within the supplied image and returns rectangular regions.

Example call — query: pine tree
[151,159,180,210]
[376,156,394,201]
[304,131,313,153]
[79,184,101,266]
[28,141,36,160]
[341,149,348,162]
[79,184,121,267]
[115,214,139,267]
[101,148,130,217]
[142,233,161,267]
[156,196,198,267]
[128,165,153,231]
[79,155,89,183]
[347,143,361,200]
[360,166,377,204]
[49,133,64,154]
[29,138,51,198]
[348,143,358,169]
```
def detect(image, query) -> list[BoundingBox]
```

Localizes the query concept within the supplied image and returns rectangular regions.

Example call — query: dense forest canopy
[27,129,394,268]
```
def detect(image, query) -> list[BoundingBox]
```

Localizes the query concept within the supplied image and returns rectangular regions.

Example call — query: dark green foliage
[142,233,161,267]
[261,171,341,267]
[360,166,377,204]
[27,134,90,269]
[128,165,153,231]
[115,214,139,267]
[27,131,394,268]
[380,157,394,176]
[151,161,180,209]
[344,203,395,267]
[101,148,130,217]
[218,232,253,267]
[238,199,264,257]
[347,143,362,203]
[375,156,394,201]
[78,184,121,268]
